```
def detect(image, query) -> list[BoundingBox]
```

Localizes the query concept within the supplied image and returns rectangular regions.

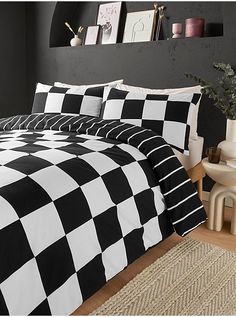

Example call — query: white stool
[207,183,236,234]
[202,158,236,235]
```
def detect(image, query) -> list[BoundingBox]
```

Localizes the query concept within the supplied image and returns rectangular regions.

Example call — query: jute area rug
[91,238,236,315]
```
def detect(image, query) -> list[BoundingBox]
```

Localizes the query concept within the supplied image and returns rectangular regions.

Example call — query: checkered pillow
[32,83,104,117]
[102,88,201,154]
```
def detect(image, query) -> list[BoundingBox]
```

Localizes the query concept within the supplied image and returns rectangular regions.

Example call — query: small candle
[185,18,205,38]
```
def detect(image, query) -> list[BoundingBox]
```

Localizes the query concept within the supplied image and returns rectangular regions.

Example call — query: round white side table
[202,158,236,235]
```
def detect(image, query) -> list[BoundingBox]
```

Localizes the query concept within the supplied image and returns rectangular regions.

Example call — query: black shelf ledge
[50,36,224,50]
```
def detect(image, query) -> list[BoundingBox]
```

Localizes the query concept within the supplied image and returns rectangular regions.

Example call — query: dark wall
[0,2,28,117]
[5,2,236,191]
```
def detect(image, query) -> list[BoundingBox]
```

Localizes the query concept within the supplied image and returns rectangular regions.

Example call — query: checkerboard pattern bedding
[0,114,206,315]
[102,88,201,155]
[32,83,104,117]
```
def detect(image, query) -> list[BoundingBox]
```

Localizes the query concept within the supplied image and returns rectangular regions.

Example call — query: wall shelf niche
[49,1,224,48]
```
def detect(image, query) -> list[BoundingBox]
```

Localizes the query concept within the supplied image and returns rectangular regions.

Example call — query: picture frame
[123,10,156,43]
[96,2,122,45]
[84,25,101,45]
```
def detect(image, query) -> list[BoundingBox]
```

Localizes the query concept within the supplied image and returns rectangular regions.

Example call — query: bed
[0,82,207,315]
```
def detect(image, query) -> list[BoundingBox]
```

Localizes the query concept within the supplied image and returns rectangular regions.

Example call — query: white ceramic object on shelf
[218,119,236,161]
[70,35,82,46]
[172,23,182,38]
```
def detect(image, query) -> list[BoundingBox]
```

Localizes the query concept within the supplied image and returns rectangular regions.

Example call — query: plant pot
[70,35,82,46]
[218,119,236,161]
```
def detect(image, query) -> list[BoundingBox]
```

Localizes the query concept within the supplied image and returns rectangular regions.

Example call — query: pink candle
[185,18,205,37]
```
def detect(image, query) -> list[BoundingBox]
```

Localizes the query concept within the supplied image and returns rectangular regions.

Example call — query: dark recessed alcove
[49,2,224,48]
[50,2,101,47]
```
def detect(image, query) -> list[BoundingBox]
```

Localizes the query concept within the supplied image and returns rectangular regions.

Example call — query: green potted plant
[186,62,236,161]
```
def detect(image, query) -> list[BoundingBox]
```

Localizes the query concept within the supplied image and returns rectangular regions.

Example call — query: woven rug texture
[91,238,236,315]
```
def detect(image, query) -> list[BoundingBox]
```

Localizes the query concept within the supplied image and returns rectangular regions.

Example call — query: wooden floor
[73,201,236,315]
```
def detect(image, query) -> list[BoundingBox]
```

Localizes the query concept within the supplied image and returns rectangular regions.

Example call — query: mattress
[172,136,204,171]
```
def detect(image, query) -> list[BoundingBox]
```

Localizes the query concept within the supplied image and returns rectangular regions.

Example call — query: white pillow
[54,79,124,89]
[115,83,201,140]
[115,83,201,95]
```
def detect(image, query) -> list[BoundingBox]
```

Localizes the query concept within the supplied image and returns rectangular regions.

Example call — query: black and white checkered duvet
[0,114,206,315]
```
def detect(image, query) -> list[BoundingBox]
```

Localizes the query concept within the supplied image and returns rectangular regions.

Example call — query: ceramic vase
[218,119,236,161]
[172,23,182,38]
[70,35,82,46]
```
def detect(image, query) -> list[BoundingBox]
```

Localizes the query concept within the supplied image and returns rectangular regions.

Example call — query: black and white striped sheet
[0,113,206,315]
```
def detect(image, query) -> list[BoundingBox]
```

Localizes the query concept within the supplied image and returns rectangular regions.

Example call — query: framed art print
[123,10,155,43]
[97,2,122,44]
[84,25,101,45]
